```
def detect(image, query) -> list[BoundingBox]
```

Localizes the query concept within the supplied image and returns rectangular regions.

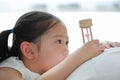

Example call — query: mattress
[67,47,120,80]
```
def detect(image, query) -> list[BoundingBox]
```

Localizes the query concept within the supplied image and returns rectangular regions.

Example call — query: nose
[64,50,68,56]
[63,46,69,56]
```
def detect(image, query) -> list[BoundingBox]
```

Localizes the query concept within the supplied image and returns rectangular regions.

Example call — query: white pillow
[67,47,120,80]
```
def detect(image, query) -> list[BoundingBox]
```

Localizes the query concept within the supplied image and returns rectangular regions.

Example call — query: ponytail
[0,30,11,62]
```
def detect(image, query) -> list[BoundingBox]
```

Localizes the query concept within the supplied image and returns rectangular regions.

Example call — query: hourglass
[79,19,93,44]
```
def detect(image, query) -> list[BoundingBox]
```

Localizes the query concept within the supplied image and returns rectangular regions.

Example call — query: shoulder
[0,67,24,80]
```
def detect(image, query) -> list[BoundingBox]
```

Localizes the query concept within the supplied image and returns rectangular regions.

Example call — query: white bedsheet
[67,47,120,80]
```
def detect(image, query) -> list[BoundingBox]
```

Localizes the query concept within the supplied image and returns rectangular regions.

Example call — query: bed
[67,47,120,80]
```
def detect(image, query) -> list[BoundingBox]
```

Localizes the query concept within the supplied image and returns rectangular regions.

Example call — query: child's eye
[66,41,69,45]
[56,40,62,44]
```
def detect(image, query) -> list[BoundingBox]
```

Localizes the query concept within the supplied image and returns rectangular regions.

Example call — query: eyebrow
[53,35,69,40]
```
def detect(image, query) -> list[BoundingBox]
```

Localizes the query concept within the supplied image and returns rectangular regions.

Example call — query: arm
[102,41,120,49]
[38,39,105,80]
[0,67,24,80]
[0,40,104,80]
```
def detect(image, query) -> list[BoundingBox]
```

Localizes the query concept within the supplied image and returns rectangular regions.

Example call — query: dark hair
[0,11,62,62]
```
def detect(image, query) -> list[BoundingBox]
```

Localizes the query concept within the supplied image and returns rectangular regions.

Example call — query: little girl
[0,11,105,80]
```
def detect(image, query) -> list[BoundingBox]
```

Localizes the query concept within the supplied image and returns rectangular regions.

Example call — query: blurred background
[0,0,120,53]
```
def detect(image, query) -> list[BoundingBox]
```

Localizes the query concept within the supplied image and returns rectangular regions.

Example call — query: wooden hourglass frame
[79,19,93,44]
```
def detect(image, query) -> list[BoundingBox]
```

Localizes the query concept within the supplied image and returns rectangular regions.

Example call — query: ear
[20,41,35,59]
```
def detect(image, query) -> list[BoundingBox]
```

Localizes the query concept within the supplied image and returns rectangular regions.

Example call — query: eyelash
[56,40,62,44]
[66,41,69,45]
[56,40,69,45]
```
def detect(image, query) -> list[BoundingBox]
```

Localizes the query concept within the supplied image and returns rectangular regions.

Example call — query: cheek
[48,45,68,62]
[43,48,66,70]
[39,42,67,70]
[46,49,65,63]
[45,54,65,70]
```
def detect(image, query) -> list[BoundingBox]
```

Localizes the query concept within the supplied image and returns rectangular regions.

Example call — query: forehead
[45,22,68,36]
[33,22,68,44]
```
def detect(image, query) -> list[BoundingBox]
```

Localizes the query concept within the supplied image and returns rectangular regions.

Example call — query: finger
[93,39,99,43]
[115,42,120,47]
[99,44,106,50]
[109,42,119,47]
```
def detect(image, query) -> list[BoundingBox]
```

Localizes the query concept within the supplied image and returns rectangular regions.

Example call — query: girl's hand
[102,41,120,49]
[80,39,105,59]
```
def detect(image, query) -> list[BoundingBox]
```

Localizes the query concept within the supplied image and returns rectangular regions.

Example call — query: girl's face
[35,22,69,72]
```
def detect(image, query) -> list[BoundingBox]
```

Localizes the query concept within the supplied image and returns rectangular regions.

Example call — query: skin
[22,22,69,74]
[0,22,106,80]
[102,41,120,48]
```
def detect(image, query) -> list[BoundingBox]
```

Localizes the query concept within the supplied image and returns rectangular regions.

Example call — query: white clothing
[0,57,40,80]
[67,47,120,80]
